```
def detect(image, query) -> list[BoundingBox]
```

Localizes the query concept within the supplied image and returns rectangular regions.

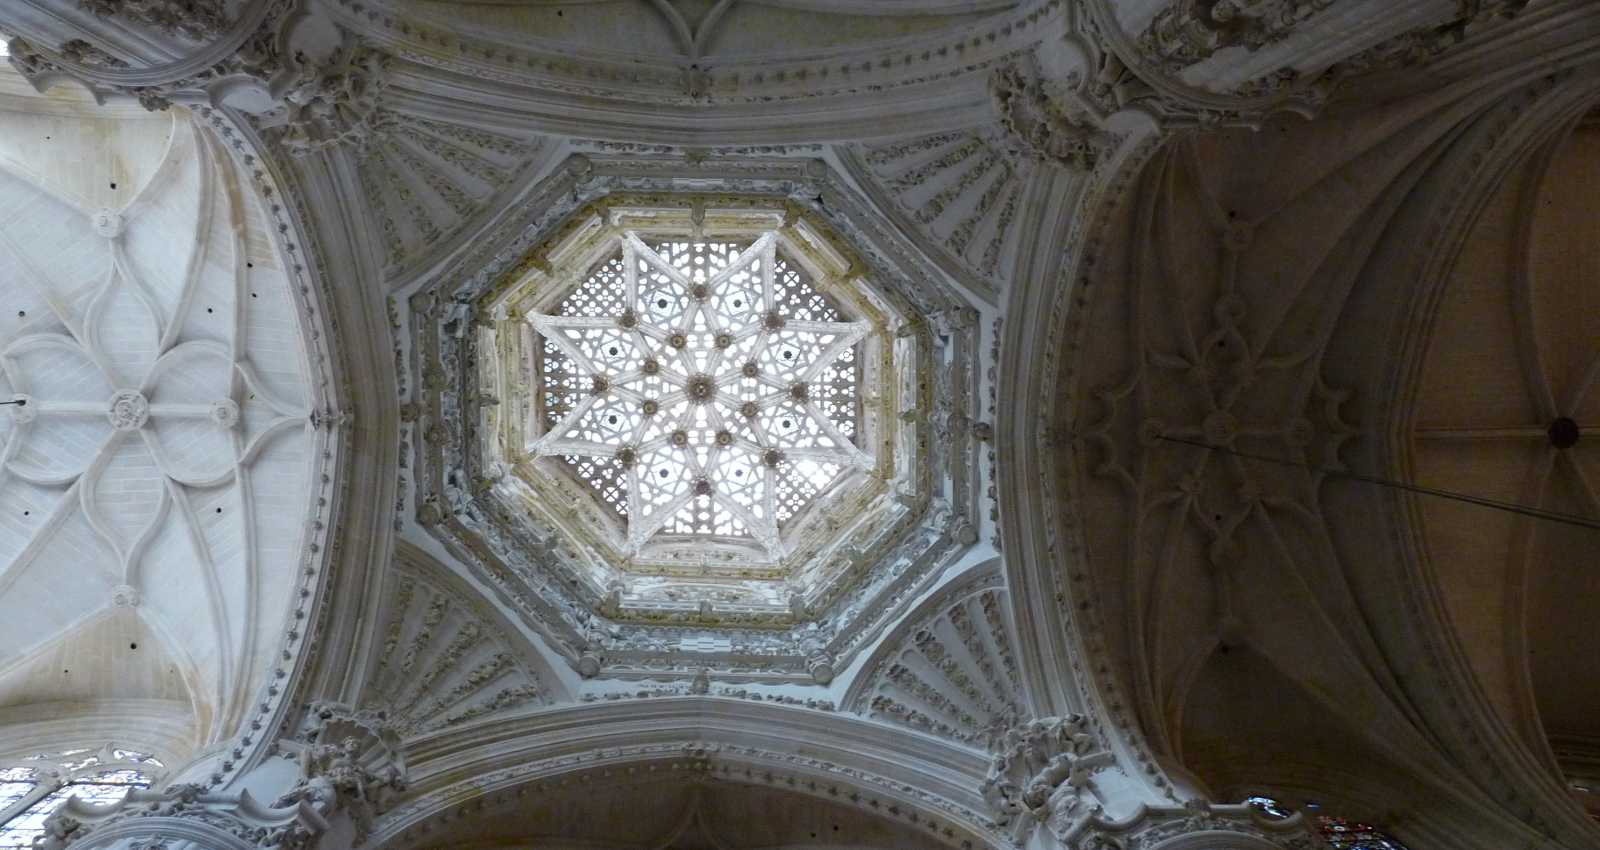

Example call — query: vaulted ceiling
[0,1,1599,849]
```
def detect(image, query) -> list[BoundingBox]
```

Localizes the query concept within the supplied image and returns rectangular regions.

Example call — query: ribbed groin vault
[0,2,1597,850]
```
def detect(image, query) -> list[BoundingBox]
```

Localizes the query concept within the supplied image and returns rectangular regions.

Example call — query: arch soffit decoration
[367,699,1001,850]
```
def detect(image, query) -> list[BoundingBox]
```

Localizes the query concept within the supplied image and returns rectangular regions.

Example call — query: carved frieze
[78,0,229,41]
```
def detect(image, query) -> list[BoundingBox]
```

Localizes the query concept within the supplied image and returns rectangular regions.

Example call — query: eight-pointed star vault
[527,232,871,558]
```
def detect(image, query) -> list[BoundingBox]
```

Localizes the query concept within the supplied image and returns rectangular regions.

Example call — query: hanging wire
[1153,433,1600,532]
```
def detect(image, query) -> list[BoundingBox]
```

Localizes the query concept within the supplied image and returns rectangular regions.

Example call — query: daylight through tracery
[530,233,870,558]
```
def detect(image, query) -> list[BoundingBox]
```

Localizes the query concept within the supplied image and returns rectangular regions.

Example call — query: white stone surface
[0,87,314,750]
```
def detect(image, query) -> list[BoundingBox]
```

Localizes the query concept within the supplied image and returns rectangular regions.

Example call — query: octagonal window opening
[527,228,873,561]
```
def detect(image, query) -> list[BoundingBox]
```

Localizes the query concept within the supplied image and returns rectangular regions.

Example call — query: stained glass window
[0,747,160,849]
[1315,816,1411,850]
[530,232,870,557]
[1245,796,1412,850]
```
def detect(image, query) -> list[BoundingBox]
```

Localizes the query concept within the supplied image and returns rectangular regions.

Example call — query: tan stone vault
[0,2,1598,850]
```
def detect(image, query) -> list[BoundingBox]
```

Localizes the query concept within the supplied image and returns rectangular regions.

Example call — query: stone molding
[1093,0,1534,119]
[357,546,556,737]
[5,0,292,102]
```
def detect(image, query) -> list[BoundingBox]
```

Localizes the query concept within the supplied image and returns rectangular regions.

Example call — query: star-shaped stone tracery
[529,233,870,557]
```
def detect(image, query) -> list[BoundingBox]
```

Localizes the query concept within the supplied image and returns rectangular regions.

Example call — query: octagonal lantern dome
[412,157,985,683]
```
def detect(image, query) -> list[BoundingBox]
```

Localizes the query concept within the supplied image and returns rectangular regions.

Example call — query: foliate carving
[981,715,1113,842]
[1138,0,1333,67]
[1345,0,1531,70]
[280,43,390,156]
[991,67,1114,173]
[78,0,228,41]
[58,39,128,69]
[853,131,1026,288]
[358,112,541,267]
[270,702,407,847]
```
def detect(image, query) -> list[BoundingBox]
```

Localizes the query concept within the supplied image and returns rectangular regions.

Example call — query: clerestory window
[529,232,870,559]
[1245,797,1412,849]
[0,747,161,848]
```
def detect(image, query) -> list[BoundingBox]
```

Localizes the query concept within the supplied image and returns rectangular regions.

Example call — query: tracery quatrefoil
[529,232,870,557]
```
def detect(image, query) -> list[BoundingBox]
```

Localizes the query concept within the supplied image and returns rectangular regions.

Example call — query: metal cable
[1153,433,1600,531]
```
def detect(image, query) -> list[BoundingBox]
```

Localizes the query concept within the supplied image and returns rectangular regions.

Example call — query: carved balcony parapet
[36,784,329,850]
[1067,798,1321,850]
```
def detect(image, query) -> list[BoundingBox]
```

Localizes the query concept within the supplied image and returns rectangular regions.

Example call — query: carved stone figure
[990,67,1113,172]
[981,715,1109,840]
[280,44,389,155]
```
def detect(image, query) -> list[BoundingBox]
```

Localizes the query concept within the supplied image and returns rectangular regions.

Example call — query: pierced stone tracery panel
[530,234,867,557]
[490,202,900,591]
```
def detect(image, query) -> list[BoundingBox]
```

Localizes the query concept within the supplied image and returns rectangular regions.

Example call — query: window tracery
[0,746,161,848]
[529,232,869,558]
